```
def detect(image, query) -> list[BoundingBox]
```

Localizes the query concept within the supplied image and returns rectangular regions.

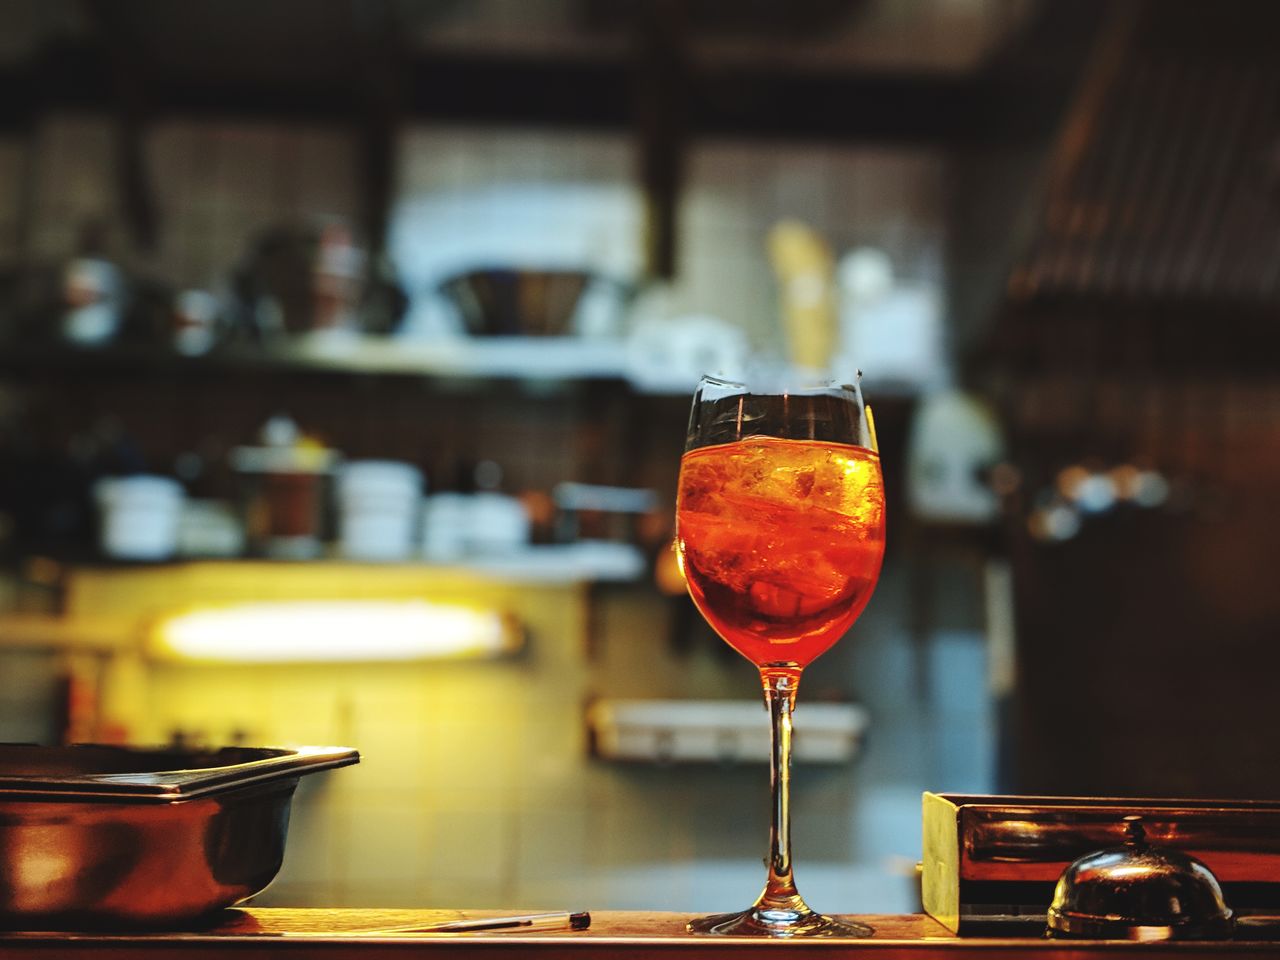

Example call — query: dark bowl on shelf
[0,743,358,929]
[439,269,592,337]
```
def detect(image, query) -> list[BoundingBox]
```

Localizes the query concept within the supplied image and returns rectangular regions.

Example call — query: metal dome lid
[1047,817,1234,941]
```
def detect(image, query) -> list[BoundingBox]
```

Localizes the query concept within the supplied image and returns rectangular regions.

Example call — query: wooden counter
[1,909,1277,958]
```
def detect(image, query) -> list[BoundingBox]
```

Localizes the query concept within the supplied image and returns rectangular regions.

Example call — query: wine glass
[675,373,886,938]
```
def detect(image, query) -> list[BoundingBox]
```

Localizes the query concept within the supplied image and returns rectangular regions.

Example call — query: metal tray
[0,743,359,929]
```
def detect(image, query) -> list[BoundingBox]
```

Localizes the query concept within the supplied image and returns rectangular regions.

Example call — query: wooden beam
[350,0,404,257]
[634,0,688,279]
[0,45,1077,145]
[79,0,160,253]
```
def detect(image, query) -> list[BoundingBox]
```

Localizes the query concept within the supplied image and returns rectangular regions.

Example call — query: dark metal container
[922,792,1280,936]
[0,743,359,929]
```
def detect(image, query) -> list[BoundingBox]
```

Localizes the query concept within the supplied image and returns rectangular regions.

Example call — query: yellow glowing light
[151,600,519,663]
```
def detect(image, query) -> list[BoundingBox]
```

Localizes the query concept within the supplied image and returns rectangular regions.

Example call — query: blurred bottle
[768,220,837,374]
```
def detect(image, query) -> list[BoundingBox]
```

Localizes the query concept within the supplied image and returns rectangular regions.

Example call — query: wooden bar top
[1,909,1277,958]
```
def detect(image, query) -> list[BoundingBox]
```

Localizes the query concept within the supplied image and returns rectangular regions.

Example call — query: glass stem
[758,670,807,916]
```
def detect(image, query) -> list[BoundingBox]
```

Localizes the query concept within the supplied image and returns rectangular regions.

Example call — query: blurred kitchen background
[1,0,1280,915]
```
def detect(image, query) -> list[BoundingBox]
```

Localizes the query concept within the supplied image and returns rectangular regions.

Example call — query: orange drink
[676,436,885,671]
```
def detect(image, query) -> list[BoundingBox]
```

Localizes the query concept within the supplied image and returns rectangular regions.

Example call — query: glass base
[687,907,873,938]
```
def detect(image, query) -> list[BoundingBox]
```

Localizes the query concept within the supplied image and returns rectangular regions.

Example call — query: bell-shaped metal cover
[1047,819,1234,941]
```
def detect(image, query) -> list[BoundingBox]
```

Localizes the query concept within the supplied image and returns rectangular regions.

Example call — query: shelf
[453,543,648,583]
[0,547,647,653]
[276,333,634,383]
[586,698,868,765]
[0,336,921,401]
[0,336,652,389]
[59,545,648,587]
[0,614,135,653]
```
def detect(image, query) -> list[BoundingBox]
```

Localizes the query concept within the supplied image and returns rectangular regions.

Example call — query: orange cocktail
[676,436,885,672]
[677,376,884,938]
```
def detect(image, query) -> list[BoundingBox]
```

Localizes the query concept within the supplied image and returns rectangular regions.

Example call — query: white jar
[335,460,423,561]
[467,493,531,554]
[95,475,185,561]
[420,493,471,562]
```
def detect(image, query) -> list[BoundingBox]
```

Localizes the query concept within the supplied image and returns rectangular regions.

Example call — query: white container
[335,460,423,561]
[467,493,531,554]
[420,493,471,561]
[177,499,245,558]
[421,492,531,561]
[95,475,185,561]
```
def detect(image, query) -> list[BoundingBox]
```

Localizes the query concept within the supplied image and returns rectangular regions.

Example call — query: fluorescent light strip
[153,600,516,663]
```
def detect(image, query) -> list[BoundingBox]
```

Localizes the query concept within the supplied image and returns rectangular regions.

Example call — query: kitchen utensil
[438,269,629,338]
[230,219,405,341]
[420,491,530,561]
[176,499,245,558]
[0,743,359,929]
[624,313,749,394]
[94,475,184,561]
[61,257,125,347]
[467,492,531,554]
[834,246,945,390]
[442,269,585,336]
[552,482,659,544]
[387,181,639,341]
[905,389,1004,524]
[171,289,223,356]
[335,460,423,561]
[1047,817,1234,941]
[420,492,470,561]
[231,416,337,559]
